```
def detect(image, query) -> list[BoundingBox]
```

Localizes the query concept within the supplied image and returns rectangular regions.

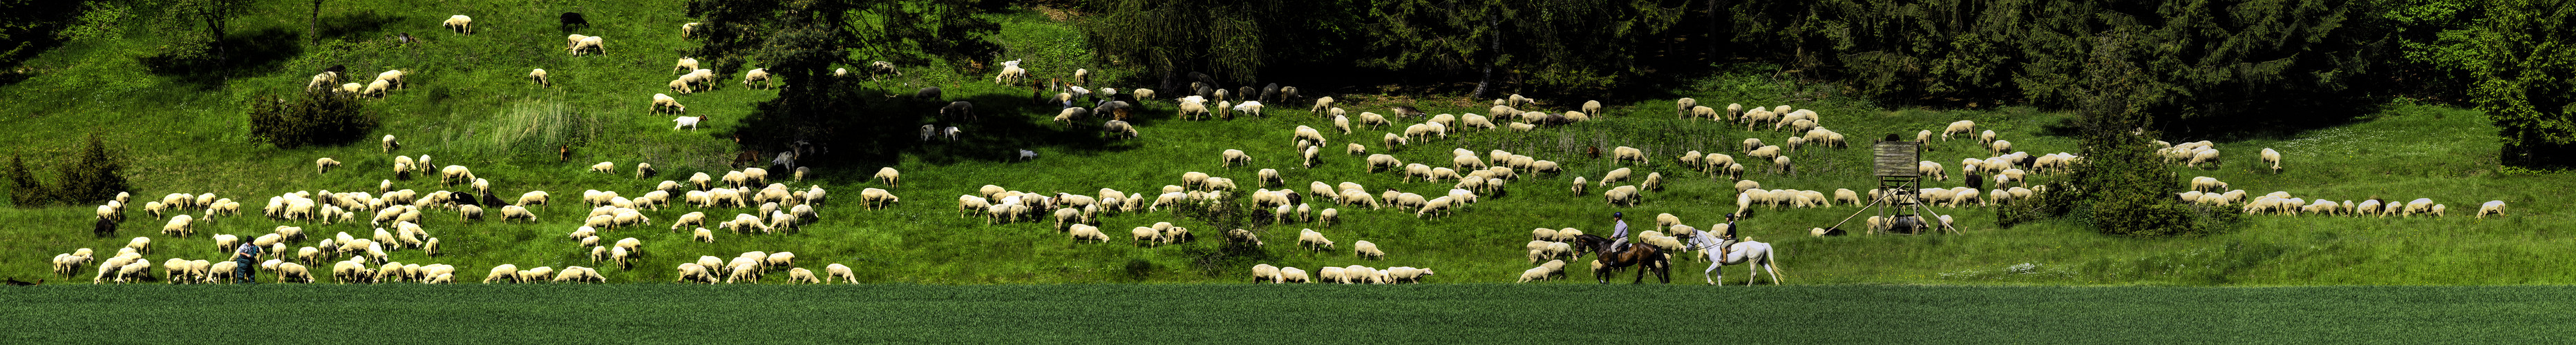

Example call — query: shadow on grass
[140,27,306,89]
[318,10,403,43]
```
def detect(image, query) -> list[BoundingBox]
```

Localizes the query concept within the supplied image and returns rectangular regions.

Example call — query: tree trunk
[310,0,321,46]
[1470,12,1502,100]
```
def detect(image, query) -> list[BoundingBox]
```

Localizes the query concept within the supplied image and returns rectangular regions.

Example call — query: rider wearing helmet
[1608,212,1630,253]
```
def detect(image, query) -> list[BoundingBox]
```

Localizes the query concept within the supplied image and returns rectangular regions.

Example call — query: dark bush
[5,153,46,208]
[248,90,377,148]
[51,133,127,205]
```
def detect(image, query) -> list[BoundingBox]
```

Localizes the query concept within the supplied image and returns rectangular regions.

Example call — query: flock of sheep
[35,11,2518,286]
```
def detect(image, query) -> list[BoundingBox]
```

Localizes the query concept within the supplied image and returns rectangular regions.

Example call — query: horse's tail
[1768,245,1785,284]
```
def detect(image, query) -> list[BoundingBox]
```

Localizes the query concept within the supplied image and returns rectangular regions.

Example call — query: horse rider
[1608,212,1630,254]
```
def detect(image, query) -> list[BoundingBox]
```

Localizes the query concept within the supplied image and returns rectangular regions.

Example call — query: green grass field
[3,0,2570,291]
[7,284,2573,343]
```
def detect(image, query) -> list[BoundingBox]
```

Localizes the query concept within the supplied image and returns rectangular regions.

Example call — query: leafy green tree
[2056,32,2234,237]
[686,0,997,158]
[1079,0,1286,89]
[147,0,253,63]
[2465,0,2576,166]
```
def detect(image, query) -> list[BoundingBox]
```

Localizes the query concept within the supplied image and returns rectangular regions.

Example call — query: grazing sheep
[860,188,899,209]
[742,68,773,89]
[571,35,606,55]
[1298,228,1335,251]
[873,167,901,187]
[651,93,687,114]
[2260,148,2283,173]
[2478,200,2507,219]
[1599,168,1633,186]
[1222,149,1253,168]
[316,157,341,175]
[1354,240,1386,259]
[527,68,549,87]
[1613,146,1648,165]
[442,15,473,34]
[1942,121,1975,140]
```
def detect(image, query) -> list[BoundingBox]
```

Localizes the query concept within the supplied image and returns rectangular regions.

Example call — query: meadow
[1,0,2569,291]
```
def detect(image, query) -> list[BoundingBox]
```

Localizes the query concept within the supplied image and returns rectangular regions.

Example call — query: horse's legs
[1704,261,1721,285]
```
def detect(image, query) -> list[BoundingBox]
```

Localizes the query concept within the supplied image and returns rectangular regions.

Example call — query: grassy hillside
[1,1,2567,286]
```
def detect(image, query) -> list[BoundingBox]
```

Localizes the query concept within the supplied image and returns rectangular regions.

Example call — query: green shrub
[247,90,377,148]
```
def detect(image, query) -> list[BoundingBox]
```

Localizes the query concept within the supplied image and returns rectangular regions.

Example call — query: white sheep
[1942,120,1975,141]
[742,68,773,89]
[2478,200,2508,219]
[442,15,473,34]
[1353,240,1385,260]
[527,68,549,87]
[1298,228,1335,251]
[2260,148,2283,173]
[651,93,687,114]
[571,35,606,55]
[873,167,901,187]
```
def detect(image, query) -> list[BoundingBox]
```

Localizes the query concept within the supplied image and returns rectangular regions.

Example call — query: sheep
[162,215,194,238]
[1599,168,1633,186]
[2188,148,2222,167]
[274,262,312,284]
[652,93,687,114]
[440,15,474,34]
[372,70,408,90]
[1251,264,1283,283]
[1354,240,1385,260]
[1991,140,2013,154]
[742,68,773,89]
[1361,112,1391,130]
[860,188,898,209]
[1613,146,1649,165]
[1935,120,1978,141]
[1298,228,1335,251]
[673,57,701,75]
[1222,149,1253,168]
[2462,199,2503,219]
[1069,224,1110,243]
[2261,148,2283,173]
[571,35,606,55]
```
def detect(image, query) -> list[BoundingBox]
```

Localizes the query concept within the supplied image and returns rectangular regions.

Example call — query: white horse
[1692,235,1782,285]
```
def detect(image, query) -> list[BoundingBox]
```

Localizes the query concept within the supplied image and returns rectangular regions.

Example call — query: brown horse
[1573,235,1670,284]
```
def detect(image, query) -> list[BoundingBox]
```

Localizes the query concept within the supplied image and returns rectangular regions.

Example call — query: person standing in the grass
[1608,212,1630,253]
[229,241,261,284]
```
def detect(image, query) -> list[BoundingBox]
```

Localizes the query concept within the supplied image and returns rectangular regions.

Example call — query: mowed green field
[3,0,2573,290]
[6,284,2573,343]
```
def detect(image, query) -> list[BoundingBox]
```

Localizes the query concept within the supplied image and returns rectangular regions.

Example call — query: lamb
[361,79,392,98]
[860,188,899,208]
[1311,97,1336,114]
[443,15,473,34]
[1942,120,1975,140]
[2260,148,2283,173]
[314,157,341,175]
[1354,240,1385,259]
